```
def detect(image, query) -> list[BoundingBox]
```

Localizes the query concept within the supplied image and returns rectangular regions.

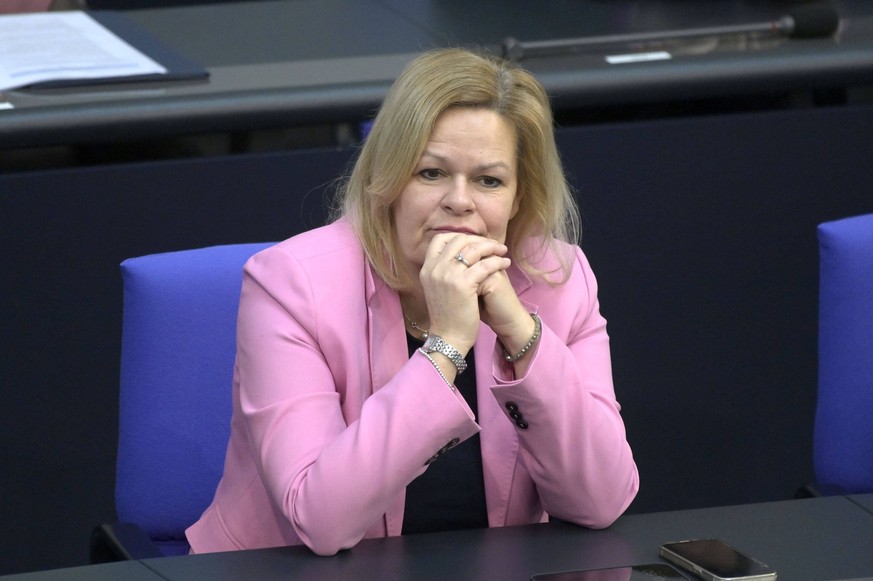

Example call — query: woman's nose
[442,177,474,214]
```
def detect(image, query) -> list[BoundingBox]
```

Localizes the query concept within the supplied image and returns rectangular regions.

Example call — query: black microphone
[502,4,840,61]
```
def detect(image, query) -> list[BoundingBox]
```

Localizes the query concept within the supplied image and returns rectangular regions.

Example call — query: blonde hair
[333,48,580,290]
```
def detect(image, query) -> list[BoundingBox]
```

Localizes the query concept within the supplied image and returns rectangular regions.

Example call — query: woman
[187,48,638,556]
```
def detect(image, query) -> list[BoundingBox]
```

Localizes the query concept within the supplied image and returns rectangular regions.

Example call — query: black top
[402,333,489,535]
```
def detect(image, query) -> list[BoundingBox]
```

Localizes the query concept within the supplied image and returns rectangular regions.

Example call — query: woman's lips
[431,227,478,235]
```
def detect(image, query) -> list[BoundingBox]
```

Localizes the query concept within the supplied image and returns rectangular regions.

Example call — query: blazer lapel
[365,265,407,394]
[363,265,410,536]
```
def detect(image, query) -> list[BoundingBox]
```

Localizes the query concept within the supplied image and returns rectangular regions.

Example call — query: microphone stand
[502,5,839,61]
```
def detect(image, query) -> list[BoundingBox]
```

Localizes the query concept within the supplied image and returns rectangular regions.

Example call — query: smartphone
[660,539,777,581]
[531,563,689,580]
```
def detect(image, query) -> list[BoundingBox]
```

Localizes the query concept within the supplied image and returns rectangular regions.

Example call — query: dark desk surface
[852,493,873,516]
[6,495,872,580]
[146,495,873,581]
[0,560,161,581]
[3,0,873,149]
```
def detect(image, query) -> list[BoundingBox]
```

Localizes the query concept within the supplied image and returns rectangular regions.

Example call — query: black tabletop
[4,495,872,580]
[0,560,159,581]
[3,0,873,149]
[145,495,873,581]
[851,494,873,517]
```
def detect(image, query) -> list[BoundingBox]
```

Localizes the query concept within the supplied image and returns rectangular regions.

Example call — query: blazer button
[506,402,525,424]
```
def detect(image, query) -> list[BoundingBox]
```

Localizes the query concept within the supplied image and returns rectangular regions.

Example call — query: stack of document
[0,11,204,92]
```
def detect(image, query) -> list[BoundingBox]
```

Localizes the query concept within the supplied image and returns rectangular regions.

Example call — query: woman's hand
[478,268,537,365]
[420,233,535,365]
[419,233,510,354]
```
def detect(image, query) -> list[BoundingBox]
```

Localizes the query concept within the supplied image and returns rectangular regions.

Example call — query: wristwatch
[421,335,468,374]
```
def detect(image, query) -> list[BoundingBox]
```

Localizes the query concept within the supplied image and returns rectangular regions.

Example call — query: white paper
[0,11,167,91]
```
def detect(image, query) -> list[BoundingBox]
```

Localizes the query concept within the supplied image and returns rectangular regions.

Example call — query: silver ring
[455,253,471,268]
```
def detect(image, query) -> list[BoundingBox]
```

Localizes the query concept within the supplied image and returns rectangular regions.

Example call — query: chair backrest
[115,242,273,555]
[815,213,873,494]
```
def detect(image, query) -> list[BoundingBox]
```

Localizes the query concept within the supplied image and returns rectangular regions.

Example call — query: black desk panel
[852,494,873,517]
[0,560,161,581]
[1,498,870,579]
[384,0,873,50]
[125,0,429,65]
[142,496,873,581]
[3,0,873,150]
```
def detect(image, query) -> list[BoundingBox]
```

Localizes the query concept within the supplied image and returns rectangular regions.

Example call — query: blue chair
[91,242,273,562]
[813,212,873,495]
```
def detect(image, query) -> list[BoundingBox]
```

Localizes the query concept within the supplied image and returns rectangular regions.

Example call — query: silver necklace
[403,314,429,339]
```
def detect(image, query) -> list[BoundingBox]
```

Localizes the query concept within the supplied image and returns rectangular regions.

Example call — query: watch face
[421,335,466,373]
[422,335,438,352]
[423,335,445,353]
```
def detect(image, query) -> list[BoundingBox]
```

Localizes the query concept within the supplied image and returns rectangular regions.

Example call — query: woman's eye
[480,176,503,188]
[419,169,442,180]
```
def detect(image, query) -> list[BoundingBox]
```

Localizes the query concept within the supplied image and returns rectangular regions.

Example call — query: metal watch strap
[421,335,468,374]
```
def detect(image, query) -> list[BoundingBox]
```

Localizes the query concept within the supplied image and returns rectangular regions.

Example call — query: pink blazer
[186,219,638,556]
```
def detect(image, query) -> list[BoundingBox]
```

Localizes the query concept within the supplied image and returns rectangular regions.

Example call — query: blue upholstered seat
[814,213,873,494]
[91,242,273,561]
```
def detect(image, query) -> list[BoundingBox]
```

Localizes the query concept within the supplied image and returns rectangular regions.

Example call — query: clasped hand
[419,233,536,358]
